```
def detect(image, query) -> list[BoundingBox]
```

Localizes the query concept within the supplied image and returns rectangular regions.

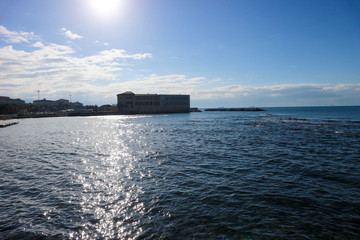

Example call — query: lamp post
[37,90,40,113]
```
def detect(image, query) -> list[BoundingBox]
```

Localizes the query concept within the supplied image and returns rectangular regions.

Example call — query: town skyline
[1,0,360,107]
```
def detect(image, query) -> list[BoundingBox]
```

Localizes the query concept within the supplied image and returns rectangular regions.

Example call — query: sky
[0,0,359,107]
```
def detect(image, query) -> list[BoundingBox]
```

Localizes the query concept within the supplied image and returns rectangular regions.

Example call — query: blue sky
[0,0,359,107]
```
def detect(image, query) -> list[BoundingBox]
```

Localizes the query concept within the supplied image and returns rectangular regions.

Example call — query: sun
[88,0,124,19]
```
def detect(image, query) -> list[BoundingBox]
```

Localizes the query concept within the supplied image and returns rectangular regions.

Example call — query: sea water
[1,106,359,239]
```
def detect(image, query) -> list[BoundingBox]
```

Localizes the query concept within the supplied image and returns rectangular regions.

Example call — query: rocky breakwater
[205,108,265,111]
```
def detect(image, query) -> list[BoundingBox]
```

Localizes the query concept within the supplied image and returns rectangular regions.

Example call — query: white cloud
[190,83,360,107]
[0,25,36,43]
[0,34,153,103]
[60,27,83,40]
[84,49,152,65]
[1,39,358,106]
[32,41,44,48]
[1,26,359,107]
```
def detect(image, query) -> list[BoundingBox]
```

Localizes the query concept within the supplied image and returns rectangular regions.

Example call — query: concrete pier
[0,120,19,128]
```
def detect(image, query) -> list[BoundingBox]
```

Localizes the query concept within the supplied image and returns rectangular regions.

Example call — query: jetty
[0,120,19,128]
[204,108,265,112]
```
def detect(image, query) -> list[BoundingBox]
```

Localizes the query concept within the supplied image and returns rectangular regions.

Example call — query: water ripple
[1,111,360,239]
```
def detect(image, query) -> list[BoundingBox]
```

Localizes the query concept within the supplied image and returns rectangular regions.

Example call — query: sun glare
[88,0,124,19]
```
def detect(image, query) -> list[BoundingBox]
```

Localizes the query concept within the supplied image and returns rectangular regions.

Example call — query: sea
[1,106,359,239]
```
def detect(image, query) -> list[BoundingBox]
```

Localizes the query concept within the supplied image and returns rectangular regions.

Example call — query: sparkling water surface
[1,107,360,239]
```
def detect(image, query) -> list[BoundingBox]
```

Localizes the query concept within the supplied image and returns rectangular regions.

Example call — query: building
[32,98,84,112]
[0,96,25,105]
[117,91,190,114]
[56,99,70,106]
[98,104,117,112]
[33,98,58,107]
[69,101,84,110]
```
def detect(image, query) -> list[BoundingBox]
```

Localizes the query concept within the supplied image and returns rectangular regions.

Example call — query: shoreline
[0,111,192,120]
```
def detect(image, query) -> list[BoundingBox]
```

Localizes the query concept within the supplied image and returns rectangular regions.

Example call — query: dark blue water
[1,106,360,239]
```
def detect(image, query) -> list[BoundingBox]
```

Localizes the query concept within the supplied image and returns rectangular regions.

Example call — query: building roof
[118,91,135,95]
[117,91,189,97]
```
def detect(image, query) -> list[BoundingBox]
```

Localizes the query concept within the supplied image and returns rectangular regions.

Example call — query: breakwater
[0,120,18,128]
[205,107,265,111]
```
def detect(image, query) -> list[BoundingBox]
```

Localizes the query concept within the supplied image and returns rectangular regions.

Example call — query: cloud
[269,33,281,39]
[191,83,360,107]
[1,26,358,107]
[0,25,36,43]
[32,41,44,48]
[60,27,83,40]
[88,74,360,107]
[0,33,152,103]
[1,38,358,106]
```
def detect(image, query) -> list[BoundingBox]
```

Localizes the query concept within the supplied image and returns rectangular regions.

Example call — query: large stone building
[117,91,190,114]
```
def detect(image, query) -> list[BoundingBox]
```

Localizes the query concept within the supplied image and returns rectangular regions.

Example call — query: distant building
[0,96,25,105]
[33,98,84,112]
[33,98,58,107]
[70,101,84,109]
[56,99,70,106]
[117,91,190,114]
[99,104,117,112]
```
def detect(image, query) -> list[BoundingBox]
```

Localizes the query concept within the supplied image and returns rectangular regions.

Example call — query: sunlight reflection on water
[69,116,149,239]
